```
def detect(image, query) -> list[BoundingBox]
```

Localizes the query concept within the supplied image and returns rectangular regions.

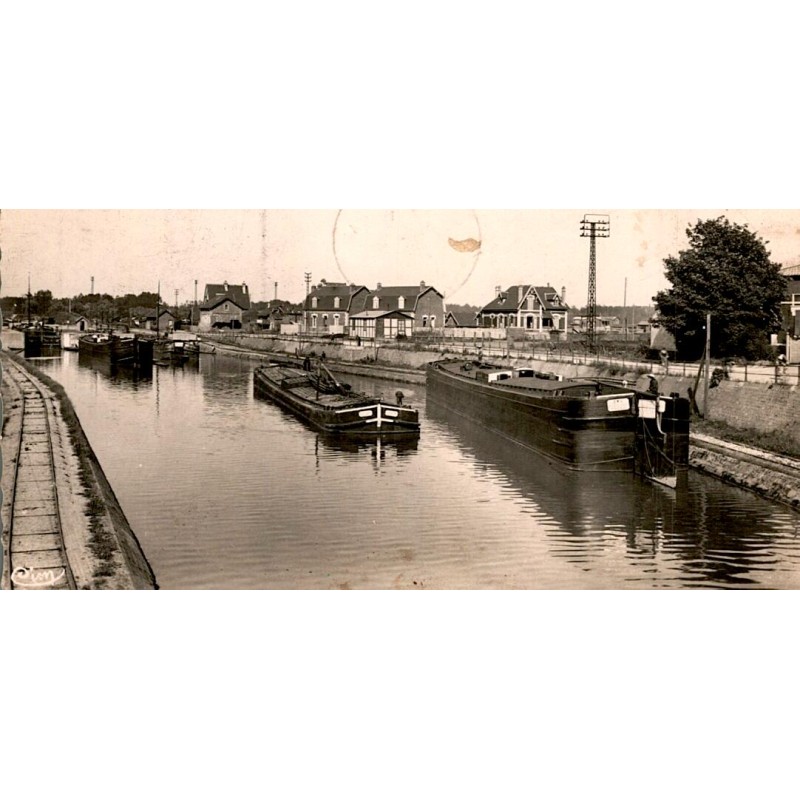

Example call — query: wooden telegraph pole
[703,313,711,417]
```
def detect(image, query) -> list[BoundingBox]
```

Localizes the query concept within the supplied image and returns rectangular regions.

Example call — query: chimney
[376,282,382,290]
[561,285,566,304]
[495,285,501,298]
[223,281,228,292]
[420,281,426,289]
[518,286,524,303]
[242,282,248,294]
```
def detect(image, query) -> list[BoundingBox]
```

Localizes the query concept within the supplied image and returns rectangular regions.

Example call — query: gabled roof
[53,312,88,325]
[203,282,251,311]
[130,306,175,319]
[364,284,443,312]
[307,282,368,310]
[444,310,475,326]
[479,285,567,314]
[200,295,248,312]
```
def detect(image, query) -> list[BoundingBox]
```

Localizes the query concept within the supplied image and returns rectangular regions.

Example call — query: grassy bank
[693,417,800,460]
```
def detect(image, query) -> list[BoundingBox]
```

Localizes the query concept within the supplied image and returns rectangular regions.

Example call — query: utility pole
[703,313,711,417]
[91,276,94,295]
[175,288,179,319]
[304,272,312,334]
[274,281,278,302]
[623,276,628,341]
[579,214,610,352]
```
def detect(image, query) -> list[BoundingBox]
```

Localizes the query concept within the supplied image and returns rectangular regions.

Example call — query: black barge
[427,359,689,478]
[254,360,420,435]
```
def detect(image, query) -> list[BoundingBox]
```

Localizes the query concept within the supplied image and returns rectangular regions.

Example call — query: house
[131,307,176,331]
[303,280,369,335]
[444,310,473,328]
[349,282,446,339]
[778,263,800,363]
[198,281,251,330]
[244,301,301,332]
[53,312,90,332]
[571,315,622,332]
[477,285,569,332]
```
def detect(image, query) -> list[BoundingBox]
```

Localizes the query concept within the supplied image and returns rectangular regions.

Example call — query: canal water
[35,351,800,589]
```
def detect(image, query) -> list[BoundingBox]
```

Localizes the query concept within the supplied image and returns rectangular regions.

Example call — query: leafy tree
[653,217,786,360]
[33,289,53,318]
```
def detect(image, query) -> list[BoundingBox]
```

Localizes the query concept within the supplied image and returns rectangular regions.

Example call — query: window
[422,315,428,327]
[312,297,318,309]
[322,314,329,328]
[311,314,318,328]
[430,315,436,329]
[373,296,380,310]
[334,297,340,309]
[398,296,405,310]
[334,314,340,326]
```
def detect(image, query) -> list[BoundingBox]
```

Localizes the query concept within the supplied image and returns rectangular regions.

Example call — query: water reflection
[427,399,800,588]
[78,350,153,387]
[29,351,800,589]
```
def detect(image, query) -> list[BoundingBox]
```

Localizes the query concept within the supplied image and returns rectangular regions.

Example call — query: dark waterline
[34,351,800,589]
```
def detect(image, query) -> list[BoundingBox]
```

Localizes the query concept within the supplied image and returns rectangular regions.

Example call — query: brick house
[198,282,251,330]
[304,280,369,335]
[778,263,800,363]
[349,282,446,339]
[477,285,569,332]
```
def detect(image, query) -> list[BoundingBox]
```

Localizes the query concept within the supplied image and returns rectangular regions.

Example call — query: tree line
[3,291,170,324]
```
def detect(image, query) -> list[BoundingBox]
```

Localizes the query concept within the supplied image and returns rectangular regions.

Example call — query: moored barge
[254,360,420,435]
[426,359,689,478]
[79,332,136,362]
[79,332,152,368]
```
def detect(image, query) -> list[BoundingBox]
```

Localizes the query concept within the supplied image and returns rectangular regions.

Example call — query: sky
[3,208,799,310]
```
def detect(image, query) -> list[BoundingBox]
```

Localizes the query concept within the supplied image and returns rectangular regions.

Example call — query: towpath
[1,353,156,590]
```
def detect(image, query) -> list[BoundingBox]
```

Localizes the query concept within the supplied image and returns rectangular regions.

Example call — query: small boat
[61,331,81,351]
[254,360,420,435]
[153,336,204,366]
[154,338,186,366]
[426,358,689,478]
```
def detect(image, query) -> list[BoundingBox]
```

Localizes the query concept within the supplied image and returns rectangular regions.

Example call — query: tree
[33,289,53,318]
[653,217,786,361]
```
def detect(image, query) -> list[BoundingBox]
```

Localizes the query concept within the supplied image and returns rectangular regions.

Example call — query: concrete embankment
[1,352,157,589]
[689,434,800,511]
